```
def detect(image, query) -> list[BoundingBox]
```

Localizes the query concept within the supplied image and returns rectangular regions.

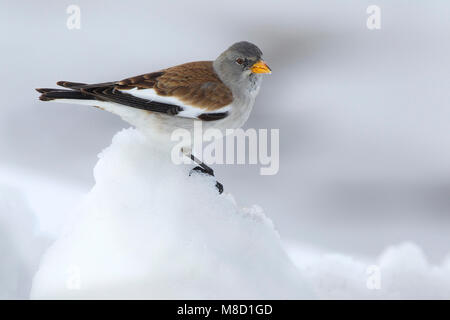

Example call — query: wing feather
[51,61,233,121]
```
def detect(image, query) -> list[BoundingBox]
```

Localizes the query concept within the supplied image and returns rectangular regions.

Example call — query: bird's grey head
[213,41,271,93]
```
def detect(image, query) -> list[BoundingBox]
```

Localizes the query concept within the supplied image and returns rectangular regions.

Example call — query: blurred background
[1,0,449,263]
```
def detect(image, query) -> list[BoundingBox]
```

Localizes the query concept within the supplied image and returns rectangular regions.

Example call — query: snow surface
[27,129,450,299]
[288,242,450,299]
[0,166,85,238]
[0,186,49,299]
[30,128,312,299]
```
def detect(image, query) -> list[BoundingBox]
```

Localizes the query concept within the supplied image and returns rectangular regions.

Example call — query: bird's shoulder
[116,61,233,111]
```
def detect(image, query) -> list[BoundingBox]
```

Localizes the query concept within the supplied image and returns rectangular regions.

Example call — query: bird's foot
[189,166,224,194]
[190,165,214,177]
[215,181,224,194]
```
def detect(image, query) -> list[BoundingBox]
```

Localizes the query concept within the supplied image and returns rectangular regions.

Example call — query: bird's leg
[182,148,223,194]
[189,154,214,176]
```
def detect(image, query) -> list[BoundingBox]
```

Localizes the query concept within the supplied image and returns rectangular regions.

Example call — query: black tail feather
[36,88,94,101]
[57,81,88,89]
[36,88,57,93]
[57,81,115,89]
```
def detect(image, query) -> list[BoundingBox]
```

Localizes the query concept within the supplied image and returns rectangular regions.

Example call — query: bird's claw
[189,166,223,194]
[215,181,224,194]
[189,166,214,177]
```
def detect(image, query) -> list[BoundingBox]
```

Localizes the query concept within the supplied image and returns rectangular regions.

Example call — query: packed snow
[288,242,450,299]
[25,128,450,299]
[30,128,312,299]
[0,186,49,299]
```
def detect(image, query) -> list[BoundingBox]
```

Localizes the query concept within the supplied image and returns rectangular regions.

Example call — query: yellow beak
[251,60,272,74]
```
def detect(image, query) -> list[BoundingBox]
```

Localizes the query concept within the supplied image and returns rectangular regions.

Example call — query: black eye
[235,58,244,65]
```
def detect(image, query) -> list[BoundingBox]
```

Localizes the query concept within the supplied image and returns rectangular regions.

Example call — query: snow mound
[0,185,49,299]
[289,242,450,299]
[30,128,313,299]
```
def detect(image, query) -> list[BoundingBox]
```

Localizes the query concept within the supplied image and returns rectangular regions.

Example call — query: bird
[36,41,271,193]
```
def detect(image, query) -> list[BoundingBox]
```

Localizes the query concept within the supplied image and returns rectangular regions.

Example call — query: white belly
[51,96,256,148]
